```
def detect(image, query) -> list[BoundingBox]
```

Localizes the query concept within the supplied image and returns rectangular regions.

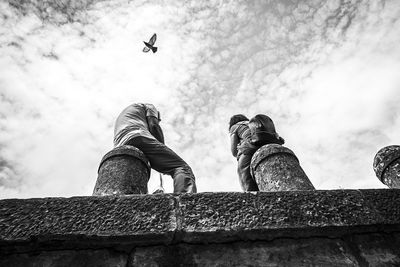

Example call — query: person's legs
[126,136,197,193]
[237,154,259,191]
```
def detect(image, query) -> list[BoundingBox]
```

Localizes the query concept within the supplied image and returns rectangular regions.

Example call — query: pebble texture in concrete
[1,190,399,250]
[251,144,315,191]
[1,190,400,266]
[93,145,151,195]
[0,194,176,251]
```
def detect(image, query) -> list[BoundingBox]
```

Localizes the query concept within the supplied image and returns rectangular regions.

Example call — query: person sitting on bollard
[114,103,197,193]
[229,114,285,192]
[229,114,259,192]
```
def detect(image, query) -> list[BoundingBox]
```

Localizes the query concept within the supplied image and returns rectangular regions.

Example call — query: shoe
[152,187,164,194]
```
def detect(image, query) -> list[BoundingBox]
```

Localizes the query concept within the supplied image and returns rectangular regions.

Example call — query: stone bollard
[93,145,151,196]
[250,144,315,191]
[373,145,400,189]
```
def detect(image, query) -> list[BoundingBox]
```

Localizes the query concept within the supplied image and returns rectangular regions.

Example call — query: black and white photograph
[1,0,400,266]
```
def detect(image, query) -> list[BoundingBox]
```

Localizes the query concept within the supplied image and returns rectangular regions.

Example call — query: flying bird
[143,33,158,53]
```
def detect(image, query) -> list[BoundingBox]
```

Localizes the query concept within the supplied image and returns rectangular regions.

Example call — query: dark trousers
[237,153,259,192]
[126,136,197,193]
[237,138,283,191]
[237,141,259,192]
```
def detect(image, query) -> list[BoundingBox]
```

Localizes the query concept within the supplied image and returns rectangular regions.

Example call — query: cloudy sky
[1,0,399,198]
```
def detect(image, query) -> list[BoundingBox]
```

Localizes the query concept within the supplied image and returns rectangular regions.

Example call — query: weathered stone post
[373,145,400,189]
[250,144,315,191]
[93,145,151,195]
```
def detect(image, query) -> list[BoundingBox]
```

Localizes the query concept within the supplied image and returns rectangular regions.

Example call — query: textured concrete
[358,189,400,224]
[93,145,151,195]
[251,144,315,191]
[178,192,260,243]
[374,145,400,188]
[131,238,360,266]
[178,190,399,243]
[352,232,400,266]
[2,233,400,266]
[130,232,400,266]
[0,194,176,253]
[1,190,400,266]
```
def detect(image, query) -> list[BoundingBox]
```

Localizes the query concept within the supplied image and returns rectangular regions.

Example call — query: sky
[0,0,399,198]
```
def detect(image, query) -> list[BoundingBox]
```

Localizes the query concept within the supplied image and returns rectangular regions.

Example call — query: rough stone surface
[352,232,400,266]
[131,238,360,266]
[373,145,400,188]
[2,232,400,266]
[358,189,400,225]
[1,190,400,266]
[178,192,260,242]
[178,190,398,243]
[93,145,151,195]
[0,195,176,253]
[131,232,400,266]
[257,190,384,228]
[251,144,315,191]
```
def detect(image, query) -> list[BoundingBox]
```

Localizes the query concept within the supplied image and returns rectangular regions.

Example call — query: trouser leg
[126,136,197,193]
[237,154,259,192]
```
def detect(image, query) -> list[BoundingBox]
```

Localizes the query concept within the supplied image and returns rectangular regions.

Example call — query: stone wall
[1,190,400,266]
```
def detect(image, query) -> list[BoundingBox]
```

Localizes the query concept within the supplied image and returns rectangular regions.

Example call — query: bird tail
[152,46,158,53]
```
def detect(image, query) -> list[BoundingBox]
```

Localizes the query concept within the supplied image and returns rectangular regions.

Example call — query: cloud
[0,0,399,198]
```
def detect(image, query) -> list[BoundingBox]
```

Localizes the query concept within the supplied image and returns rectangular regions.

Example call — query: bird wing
[143,46,150,52]
[148,33,157,45]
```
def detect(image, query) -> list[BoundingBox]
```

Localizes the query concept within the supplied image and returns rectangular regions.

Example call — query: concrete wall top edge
[0,189,399,250]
